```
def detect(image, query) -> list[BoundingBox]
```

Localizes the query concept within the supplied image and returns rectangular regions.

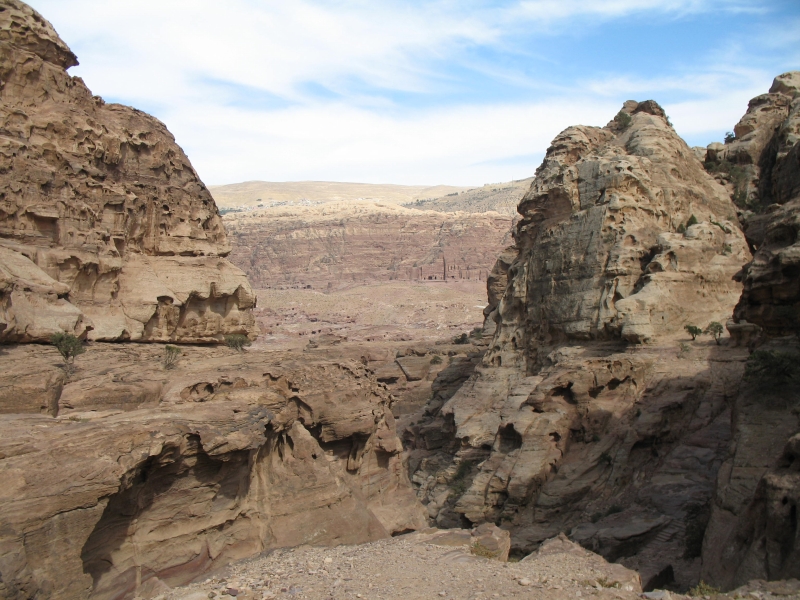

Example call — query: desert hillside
[209,181,467,210]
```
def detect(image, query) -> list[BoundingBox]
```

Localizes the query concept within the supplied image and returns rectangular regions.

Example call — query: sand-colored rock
[700,74,800,590]
[0,343,426,600]
[223,200,513,289]
[406,99,750,591]
[0,0,256,343]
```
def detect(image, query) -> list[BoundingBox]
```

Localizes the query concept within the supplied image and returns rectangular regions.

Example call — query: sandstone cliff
[406,99,751,590]
[0,343,426,600]
[0,0,256,343]
[700,72,800,589]
[224,201,513,289]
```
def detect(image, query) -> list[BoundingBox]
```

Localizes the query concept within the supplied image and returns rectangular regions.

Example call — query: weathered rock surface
[224,201,513,289]
[0,343,426,600]
[700,73,800,590]
[405,100,750,591]
[0,0,256,343]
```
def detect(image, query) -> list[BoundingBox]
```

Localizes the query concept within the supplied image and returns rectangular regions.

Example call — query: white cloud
[26,0,794,185]
[164,96,619,185]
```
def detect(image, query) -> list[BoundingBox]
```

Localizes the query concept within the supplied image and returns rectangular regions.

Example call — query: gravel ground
[165,532,649,600]
[163,530,800,600]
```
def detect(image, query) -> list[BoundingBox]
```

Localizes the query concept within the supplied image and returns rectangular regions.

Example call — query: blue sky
[29,0,800,186]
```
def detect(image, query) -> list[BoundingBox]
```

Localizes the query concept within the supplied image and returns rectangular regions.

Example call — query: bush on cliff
[225,334,252,352]
[614,110,632,129]
[704,322,724,345]
[51,332,85,374]
[744,350,800,390]
[684,325,702,340]
[163,345,181,369]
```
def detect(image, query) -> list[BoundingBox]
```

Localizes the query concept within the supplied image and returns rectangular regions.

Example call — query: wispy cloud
[28,0,799,184]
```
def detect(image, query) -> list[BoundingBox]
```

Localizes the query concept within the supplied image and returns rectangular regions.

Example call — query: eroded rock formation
[0,0,256,343]
[701,72,800,589]
[406,99,751,590]
[0,343,426,600]
[224,201,513,289]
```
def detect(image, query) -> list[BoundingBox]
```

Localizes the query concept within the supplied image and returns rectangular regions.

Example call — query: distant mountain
[402,177,533,215]
[208,180,468,210]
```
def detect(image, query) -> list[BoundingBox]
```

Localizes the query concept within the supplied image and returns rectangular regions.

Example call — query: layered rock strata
[0,343,426,600]
[0,0,256,343]
[224,201,513,289]
[406,99,751,590]
[701,72,800,589]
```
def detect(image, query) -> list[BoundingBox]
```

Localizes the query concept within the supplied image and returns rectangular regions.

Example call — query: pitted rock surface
[0,343,426,600]
[700,74,800,590]
[0,0,256,343]
[405,100,750,591]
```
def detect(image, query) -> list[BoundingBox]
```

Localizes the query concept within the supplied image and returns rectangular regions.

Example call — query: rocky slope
[700,72,800,589]
[405,99,752,591]
[0,343,426,600]
[224,201,513,289]
[0,0,255,343]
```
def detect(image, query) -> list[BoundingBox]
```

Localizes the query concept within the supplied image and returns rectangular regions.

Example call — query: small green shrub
[614,110,632,129]
[677,223,686,234]
[705,322,724,345]
[225,334,252,352]
[470,327,483,339]
[710,220,730,233]
[470,541,498,559]
[430,354,443,365]
[453,333,469,345]
[684,324,702,340]
[689,581,720,597]
[724,131,735,144]
[51,332,85,373]
[163,345,181,369]
[686,214,699,228]
[596,577,620,589]
[706,159,751,210]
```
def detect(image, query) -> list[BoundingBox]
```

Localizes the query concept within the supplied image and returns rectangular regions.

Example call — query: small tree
[705,322,724,345]
[684,325,702,341]
[51,332,85,374]
[686,214,699,228]
[163,345,181,369]
[724,132,735,144]
[453,333,469,345]
[225,334,251,352]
